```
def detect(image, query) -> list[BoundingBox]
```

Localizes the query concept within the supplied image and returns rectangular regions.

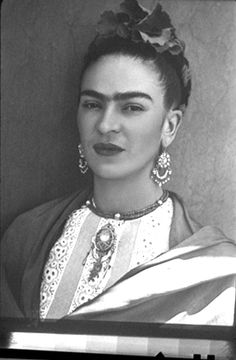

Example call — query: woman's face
[77,54,169,182]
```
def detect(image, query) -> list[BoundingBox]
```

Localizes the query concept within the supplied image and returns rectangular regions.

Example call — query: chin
[90,163,131,181]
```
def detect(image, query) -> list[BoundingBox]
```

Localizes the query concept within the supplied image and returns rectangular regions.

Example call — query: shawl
[66,227,236,325]
[1,188,236,325]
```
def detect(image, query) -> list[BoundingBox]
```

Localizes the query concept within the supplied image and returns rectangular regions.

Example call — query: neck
[93,173,163,214]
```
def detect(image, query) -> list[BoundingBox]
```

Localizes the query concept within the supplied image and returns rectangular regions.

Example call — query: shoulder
[168,190,236,248]
[9,187,90,228]
[169,191,202,235]
[1,187,91,258]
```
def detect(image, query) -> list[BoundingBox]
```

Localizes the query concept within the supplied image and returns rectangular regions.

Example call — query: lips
[93,143,125,156]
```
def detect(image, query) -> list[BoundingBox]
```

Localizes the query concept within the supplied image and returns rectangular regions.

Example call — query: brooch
[88,223,117,281]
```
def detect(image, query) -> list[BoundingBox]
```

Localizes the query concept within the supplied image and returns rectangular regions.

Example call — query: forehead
[81,55,164,97]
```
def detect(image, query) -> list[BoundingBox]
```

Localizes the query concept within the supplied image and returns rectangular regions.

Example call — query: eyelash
[81,101,102,110]
[122,104,144,112]
[80,101,145,113]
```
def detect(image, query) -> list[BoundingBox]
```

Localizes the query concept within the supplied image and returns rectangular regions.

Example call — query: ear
[161,109,182,148]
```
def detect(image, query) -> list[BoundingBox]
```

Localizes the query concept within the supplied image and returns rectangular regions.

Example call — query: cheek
[77,111,91,141]
[76,110,82,132]
[132,120,162,153]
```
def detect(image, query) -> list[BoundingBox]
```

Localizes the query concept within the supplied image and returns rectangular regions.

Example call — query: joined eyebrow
[80,89,153,102]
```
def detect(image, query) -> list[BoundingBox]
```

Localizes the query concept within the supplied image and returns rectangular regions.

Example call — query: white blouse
[40,197,173,319]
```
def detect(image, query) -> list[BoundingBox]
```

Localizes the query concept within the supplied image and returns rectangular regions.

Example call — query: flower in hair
[97,11,130,39]
[119,0,149,23]
[135,3,172,35]
[97,0,185,55]
[95,0,191,109]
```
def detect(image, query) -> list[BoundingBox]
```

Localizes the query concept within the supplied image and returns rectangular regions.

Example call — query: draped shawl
[1,188,236,325]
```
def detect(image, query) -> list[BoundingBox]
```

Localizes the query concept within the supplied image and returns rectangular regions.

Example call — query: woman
[1,0,236,325]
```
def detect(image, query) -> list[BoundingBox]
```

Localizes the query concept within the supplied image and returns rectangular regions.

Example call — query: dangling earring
[151,150,172,187]
[78,144,88,174]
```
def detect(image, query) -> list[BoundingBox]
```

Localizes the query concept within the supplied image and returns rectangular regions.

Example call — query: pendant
[88,223,116,282]
[94,223,116,253]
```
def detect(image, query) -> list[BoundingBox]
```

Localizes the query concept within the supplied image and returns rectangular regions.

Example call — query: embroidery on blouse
[68,217,124,314]
[40,197,173,319]
[40,207,90,319]
[129,198,173,269]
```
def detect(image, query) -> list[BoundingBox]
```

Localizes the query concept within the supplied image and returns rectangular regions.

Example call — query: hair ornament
[94,0,191,111]
[97,0,185,56]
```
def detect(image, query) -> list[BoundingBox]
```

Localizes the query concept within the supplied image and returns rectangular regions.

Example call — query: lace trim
[69,218,124,314]
[40,207,90,319]
[40,198,173,319]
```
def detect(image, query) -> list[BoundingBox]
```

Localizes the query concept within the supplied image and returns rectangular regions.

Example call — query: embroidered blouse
[40,197,173,319]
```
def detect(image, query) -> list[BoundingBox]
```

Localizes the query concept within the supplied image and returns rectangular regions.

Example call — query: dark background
[1,0,236,239]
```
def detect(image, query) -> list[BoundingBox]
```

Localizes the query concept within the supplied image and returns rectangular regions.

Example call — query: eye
[81,100,102,110]
[123,104,144,113]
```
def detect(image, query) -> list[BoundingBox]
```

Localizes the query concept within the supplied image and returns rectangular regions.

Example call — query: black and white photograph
[1,0,236,358]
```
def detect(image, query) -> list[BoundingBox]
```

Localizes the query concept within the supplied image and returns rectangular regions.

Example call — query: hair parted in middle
[80,0,191,113]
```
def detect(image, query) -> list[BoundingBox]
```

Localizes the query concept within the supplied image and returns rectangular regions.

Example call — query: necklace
[85,190,169,221]
[87,223,117,281]
[82,190,169,280]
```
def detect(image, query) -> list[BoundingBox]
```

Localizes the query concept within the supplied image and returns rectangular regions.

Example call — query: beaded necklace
[85,190,169,221]
[83,190,169,281]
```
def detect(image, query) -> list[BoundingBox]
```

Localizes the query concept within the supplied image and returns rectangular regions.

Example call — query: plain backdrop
[1,0,236,239]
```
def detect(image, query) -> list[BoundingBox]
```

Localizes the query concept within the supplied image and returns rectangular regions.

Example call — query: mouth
[93,143,125,156]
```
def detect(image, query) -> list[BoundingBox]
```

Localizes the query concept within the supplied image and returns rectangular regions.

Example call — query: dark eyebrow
[80,90,107,102]
[115,91,153,102]
[80,89,153,102]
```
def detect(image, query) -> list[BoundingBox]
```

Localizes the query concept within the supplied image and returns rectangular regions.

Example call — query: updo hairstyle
[80,35,191,112]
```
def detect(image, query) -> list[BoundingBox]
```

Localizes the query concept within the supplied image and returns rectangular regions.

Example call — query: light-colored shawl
[66,226,236,325]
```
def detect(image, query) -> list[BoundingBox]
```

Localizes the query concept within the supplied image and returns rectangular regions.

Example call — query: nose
[96,105,121,134]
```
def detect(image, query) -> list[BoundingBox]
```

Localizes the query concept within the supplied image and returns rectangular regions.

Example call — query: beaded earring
[151,150,172,187]
[78,144,88,174]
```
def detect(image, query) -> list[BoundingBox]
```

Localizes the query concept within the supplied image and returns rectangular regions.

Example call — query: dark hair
[80,36,191,111]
